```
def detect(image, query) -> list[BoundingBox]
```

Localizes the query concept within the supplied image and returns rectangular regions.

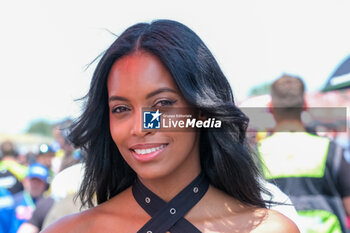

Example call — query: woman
[42,19,299,232]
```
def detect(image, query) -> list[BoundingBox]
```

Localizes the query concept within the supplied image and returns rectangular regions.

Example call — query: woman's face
[107,52,201,180]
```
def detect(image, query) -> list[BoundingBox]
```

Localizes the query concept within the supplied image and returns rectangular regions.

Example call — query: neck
[274,120,306,132]
[136,133,202,202]
[138,164,201,202]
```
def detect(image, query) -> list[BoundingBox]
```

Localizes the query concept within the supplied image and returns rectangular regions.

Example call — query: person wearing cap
[8,163,50,233]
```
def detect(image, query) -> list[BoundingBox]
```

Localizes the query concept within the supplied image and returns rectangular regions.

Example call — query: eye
[111,105,130,113]
[153,99,177,107]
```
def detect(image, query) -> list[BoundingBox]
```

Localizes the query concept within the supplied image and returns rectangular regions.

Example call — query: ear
[268,101,274,114]
[303,99,308,111]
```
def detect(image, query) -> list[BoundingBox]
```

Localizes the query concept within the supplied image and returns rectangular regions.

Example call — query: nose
[131,108,152,137]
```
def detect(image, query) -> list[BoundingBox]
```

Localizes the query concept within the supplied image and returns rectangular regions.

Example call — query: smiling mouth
[132,144,167,155]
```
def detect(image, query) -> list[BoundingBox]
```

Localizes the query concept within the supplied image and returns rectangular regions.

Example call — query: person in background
[0,169,23,195]
[257,74,350,233]
[18,162,86,233]
[16,196,55,233]
[0,140,26,194]
[43,162,85,228]
[36,144,55,175]
[9,163,50,233]
[51,120,80,174]
[0,187,14,233]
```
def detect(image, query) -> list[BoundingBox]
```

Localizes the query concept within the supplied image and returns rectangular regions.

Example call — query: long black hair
[70,19,270,208]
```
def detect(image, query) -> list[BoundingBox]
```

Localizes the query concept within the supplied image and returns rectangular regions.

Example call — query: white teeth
[134,144,166,155]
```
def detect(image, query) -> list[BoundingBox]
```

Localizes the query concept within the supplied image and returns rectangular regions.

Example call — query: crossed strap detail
[132,172,209,233]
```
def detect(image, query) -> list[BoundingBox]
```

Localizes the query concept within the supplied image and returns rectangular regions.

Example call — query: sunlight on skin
[179,186,271,233]
[200,207,268,233]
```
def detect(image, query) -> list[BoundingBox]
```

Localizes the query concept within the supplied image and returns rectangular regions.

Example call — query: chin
[31,193,42,198]
[134,166,172,181]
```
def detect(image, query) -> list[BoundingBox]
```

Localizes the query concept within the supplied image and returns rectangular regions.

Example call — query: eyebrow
[146,87,178,99]
[108,96,129,102]
[108,87,178,102]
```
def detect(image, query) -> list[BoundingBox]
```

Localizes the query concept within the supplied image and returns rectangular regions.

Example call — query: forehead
[107,52,177,94]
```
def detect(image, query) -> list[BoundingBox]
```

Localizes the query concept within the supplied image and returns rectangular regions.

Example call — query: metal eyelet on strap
[193,187,199,193]
[147,231,152,233]
[145,197,151,203]
[170,208,176,215]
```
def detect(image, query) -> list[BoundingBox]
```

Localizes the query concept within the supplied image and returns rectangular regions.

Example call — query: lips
[130,143,168,162]
[133,144,166,155]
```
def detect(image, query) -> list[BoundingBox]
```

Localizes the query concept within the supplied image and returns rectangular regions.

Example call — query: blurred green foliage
[248,82,271,97]
[26,120,53,137]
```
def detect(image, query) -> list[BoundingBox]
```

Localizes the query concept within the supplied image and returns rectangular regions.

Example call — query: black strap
[132,172,209,233]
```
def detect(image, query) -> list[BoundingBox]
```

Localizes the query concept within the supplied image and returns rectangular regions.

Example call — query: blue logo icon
[143,110,161,129]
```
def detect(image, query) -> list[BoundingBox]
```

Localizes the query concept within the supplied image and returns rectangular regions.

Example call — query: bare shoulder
[40,206,116,233]
[187,186,300,233]
[40,211,92,233]
[41,187,149,233]
[251,208,300,233]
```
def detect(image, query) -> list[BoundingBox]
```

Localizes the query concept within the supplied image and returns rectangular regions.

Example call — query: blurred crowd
[0,74,349,233]
[245,74,350,233]
[0,119,84,233]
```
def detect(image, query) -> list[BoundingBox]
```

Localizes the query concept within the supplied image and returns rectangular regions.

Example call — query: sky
[1,0,350,134]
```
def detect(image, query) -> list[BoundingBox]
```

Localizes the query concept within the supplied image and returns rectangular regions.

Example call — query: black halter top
[132,173,209,233]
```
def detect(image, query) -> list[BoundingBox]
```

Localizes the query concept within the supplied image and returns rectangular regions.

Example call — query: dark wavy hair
[70,19,270,208]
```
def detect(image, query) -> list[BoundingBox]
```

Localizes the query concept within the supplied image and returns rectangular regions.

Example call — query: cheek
[171,132,198,154]
[31,181,46,191]
[109,117,129,151]
[110,121,121,148]
[109,113,120,138]
[39,183,47,191]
